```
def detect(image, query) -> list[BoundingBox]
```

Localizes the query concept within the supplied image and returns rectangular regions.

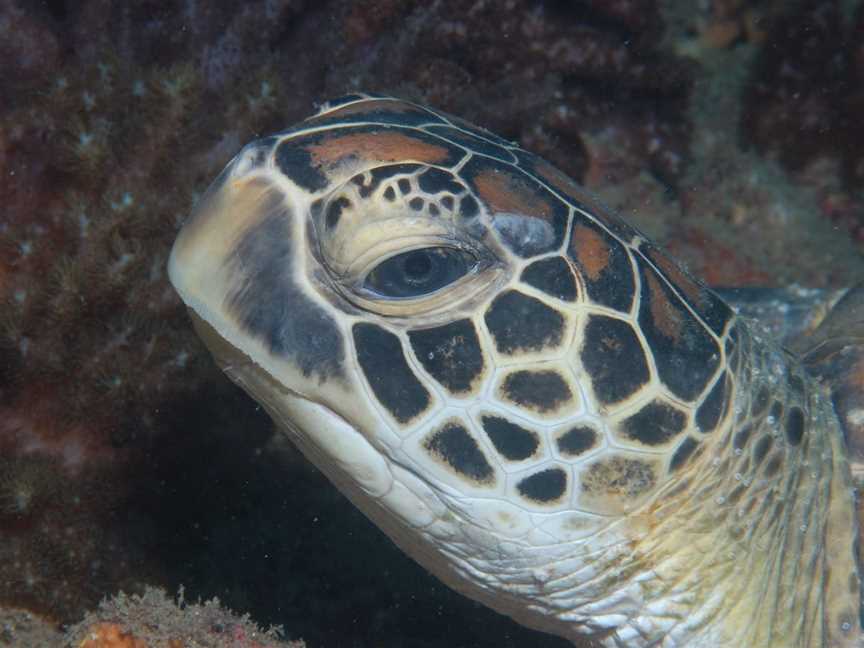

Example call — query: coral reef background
[0,0,862,646]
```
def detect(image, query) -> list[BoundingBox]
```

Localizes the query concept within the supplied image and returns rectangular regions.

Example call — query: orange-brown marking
[570,224,610,281]
[306,131,450,166]
[473,169,552,220]
[308,99,424,123]
[646,269,684,342]
[534,159,634,237]
[645,247,704,308]
[848,355,864,391]
[839,354,864,460]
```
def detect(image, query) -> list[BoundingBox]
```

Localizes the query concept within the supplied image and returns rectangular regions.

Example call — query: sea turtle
[167,94,864,647]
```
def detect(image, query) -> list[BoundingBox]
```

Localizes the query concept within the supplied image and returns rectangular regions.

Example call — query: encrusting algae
[0,50,285,624]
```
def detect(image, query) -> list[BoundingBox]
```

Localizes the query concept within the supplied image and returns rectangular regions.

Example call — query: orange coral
[77,623,150,648]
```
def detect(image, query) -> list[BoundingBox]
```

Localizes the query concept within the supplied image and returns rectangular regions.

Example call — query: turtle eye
[363,247,475,298]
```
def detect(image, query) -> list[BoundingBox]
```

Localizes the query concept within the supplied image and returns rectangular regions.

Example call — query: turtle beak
[169,165,284,321]
[168,162,292,356]
[168,138,298,346]
[169,170,303,352]
[168,147,353,408]
[168,148,393,497]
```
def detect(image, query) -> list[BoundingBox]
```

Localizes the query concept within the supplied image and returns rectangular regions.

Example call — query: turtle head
[167,98,514,498]
[169,96,745,642]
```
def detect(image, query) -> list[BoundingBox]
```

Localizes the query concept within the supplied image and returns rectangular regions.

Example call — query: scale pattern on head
[169,94,862,647]
[217,93,741,516]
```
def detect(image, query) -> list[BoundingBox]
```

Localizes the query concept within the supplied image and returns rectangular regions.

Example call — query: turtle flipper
[798,282,864,624]
[789,282,864,641]
[716,280,864,462]
[714,285,844,345]
[798,282,864,464]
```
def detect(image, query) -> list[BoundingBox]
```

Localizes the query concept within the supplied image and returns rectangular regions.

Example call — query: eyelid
[319,218,458,279]
[338,232,463,281]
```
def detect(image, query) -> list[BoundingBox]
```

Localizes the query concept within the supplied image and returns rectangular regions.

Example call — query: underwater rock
[742,0,863,183]
[65,587,305,648]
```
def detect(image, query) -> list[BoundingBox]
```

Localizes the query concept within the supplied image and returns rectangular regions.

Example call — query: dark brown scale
[424,421,496,484]
[557,426,597,457]
[640,244,734,337]
[764,454,784,478]
[501,370,572,414]
[620,400,687,447]
[669,437,699,472]
[350,173,374,198]
[568,217,635,313]
[517,468,568,503]
[484,290,565,355]
[416,167,466,195]
[732,423,753,450]
[784,406,806,446]
[408,319,485,395]
[325,196,350,229]
[637,263,721,402]
[520,257,577,302]
[353,323,431,424]
[696,374,729,434]
[753,435,773,467]
[581,315,650,405]
[482,416,540,461]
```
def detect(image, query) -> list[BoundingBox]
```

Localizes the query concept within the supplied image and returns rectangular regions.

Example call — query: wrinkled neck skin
[201,312,861,648]
[567,323,861,648]
[555,325,862,648]
[423,332,862,648]
[582,336,861,648]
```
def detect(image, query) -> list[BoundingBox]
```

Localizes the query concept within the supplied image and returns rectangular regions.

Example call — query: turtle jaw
[188,309,398,498]
[167,156,432,513]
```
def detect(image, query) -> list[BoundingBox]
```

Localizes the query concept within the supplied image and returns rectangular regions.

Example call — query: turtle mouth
[216,346,399,500]
[222,357,349,433]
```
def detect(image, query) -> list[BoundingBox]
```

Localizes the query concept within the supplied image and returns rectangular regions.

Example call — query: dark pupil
[403,251,433,282]
[364,246,473,298]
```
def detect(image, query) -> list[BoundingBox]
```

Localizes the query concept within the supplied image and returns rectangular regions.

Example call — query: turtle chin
[186,309,397,497]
